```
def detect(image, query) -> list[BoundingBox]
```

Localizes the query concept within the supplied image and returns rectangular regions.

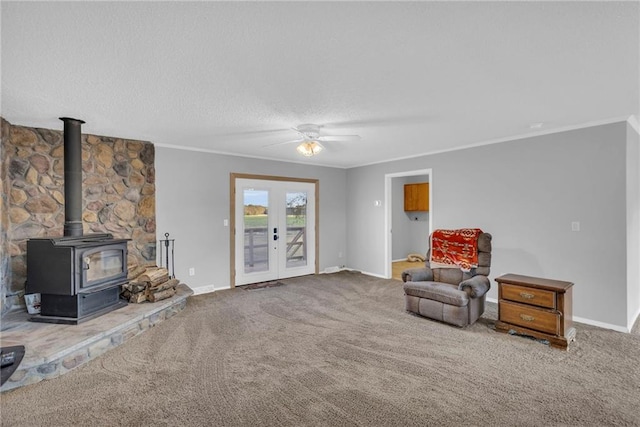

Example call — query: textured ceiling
[2,1,639,168]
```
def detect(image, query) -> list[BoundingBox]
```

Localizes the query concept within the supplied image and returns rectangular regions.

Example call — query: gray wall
[155,148,347,291]
[391,175,429,260]
[347,122,629,328]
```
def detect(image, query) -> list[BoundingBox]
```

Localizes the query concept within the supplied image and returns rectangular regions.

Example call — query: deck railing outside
[244,226,306,270]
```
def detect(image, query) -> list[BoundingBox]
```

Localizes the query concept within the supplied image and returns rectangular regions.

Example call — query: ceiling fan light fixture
[296,141,323,157]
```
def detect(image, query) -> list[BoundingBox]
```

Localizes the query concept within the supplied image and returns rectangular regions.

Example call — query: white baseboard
[321,266,345,274]
[573,316,629,333]
[629,307,640,333]
[357,270,388,279]
[191,284,227,295]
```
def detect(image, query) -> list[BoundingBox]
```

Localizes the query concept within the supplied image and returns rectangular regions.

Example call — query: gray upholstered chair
[402,232,492,327]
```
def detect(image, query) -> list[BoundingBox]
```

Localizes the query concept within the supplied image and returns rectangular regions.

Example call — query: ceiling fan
[262,124,361,157]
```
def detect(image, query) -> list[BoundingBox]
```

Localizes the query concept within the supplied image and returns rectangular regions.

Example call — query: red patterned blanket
[429,228,483,272]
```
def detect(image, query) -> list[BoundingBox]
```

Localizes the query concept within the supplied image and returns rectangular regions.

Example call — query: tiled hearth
[0,285,193,393]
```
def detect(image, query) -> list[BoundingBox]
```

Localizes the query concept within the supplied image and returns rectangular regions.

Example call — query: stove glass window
[85,249,123,283]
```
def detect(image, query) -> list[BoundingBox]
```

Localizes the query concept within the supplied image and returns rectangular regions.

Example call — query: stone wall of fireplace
[1,119,11,317]
[0,118,157,315]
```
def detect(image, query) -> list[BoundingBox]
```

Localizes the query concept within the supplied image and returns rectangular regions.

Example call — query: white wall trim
[628,115,640,135]
[625,121,640,333]
[356,270,388,279]
[573,316,630,333]
[353,116,631,168]
[321,266,347,274]
[628,307,640,333]
[191,284,224,295]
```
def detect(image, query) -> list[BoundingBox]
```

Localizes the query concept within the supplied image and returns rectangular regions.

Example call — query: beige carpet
[2,271,639,426]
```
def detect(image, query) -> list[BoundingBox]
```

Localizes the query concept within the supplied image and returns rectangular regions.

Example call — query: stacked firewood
[122,266,181,303]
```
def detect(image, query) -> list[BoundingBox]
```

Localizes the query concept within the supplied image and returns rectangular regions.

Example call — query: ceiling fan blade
[291,127,307,138]
[318,135,361,142]
[324,115,431,129]
[261,138,303,149]
[214,127,292,140]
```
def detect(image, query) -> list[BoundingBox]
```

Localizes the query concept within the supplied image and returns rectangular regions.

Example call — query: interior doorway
[384,169,432,279]
[230,173,319,287]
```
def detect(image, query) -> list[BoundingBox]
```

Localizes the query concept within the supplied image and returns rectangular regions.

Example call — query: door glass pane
[244,188,269,273]
[286,191,307,267]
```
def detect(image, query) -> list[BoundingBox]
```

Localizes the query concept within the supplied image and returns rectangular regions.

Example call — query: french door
[234,177,316,286]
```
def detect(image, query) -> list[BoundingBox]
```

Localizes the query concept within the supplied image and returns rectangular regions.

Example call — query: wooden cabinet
[404,183,429,212]
[495,274,576,349]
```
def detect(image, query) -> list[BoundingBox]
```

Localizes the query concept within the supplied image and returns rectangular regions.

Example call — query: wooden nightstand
[495,274,576,349]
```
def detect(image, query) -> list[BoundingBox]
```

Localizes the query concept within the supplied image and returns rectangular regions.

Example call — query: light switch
[223,219,229,227]
[374,200,382,207]
[571,221,580,232]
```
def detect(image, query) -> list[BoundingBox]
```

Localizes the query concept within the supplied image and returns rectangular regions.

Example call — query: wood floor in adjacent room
[391,260,422,281]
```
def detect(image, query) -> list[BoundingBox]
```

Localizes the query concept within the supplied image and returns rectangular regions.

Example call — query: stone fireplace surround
[1,117,157,317]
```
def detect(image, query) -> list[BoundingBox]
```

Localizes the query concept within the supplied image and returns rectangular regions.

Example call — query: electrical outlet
[188,267,195,276]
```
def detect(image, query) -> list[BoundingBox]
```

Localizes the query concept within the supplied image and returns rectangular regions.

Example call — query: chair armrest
[402,267,434,283]
[459,275,490,298]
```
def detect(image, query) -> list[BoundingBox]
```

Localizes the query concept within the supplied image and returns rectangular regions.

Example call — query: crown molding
[352,116,631,168]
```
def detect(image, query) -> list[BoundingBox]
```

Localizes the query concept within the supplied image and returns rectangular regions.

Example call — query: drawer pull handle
[520,314,535,322]
[519,292,535,299]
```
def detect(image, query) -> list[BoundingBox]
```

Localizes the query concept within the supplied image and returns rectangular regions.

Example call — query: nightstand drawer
[500,300,560,335]
[501,283,556,309]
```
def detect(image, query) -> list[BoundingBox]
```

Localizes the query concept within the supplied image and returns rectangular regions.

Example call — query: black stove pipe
[60,117,85,237]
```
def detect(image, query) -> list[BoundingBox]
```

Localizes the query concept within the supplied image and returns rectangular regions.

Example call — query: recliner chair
[402,232,492,327]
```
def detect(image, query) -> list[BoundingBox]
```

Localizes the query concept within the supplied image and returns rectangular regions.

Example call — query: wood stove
[25,118,129,324]
[26,234,129,323]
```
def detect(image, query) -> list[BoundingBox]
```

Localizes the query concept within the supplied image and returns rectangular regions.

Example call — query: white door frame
[384,168,433,279]
[230,173,319,287]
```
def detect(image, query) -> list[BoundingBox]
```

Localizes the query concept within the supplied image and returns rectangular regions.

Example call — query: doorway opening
[230,173,319,287]
[384,169,432,280]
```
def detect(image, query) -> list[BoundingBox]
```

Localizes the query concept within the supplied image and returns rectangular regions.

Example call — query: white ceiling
[2,1,639,168]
